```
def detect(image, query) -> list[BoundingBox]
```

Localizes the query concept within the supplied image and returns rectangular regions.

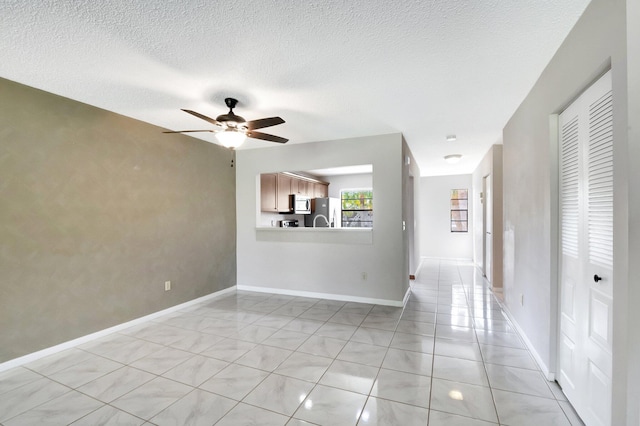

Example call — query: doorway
[408,175,416,278]
[482,174,493,283]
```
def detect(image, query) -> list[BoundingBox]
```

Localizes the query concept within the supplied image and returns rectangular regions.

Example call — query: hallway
[0,260,583,425]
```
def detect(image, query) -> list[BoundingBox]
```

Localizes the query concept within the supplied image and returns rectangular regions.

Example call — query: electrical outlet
[165,281,171,291]
[361,272,367,281]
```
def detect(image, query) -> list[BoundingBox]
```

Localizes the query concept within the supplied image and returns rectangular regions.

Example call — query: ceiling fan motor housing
[218,98,246,128]
[216,112,246,127]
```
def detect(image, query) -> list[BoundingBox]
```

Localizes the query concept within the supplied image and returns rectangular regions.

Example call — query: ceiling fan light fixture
[444,154,463,164]
[164,98,287,145]
[216,129,246,149]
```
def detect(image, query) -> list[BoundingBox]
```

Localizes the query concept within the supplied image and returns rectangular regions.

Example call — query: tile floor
[0,260,584,425]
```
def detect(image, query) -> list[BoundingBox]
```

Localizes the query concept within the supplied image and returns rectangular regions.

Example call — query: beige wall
[0,78,236,362]
[472,144,503,289]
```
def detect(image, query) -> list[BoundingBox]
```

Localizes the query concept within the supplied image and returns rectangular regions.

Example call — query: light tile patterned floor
[0,260,585,425]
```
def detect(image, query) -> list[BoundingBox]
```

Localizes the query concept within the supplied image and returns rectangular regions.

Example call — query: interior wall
[236,133,411,304]
[0,78,237,363]
[624,0,639,422]
[501,1,629,422]
[471,144,503,288]
[403,137,421,282]
[419,174,473,261]
[491,146,503,288]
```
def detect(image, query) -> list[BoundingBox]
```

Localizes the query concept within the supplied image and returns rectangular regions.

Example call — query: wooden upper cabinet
[260,173,330,213]
[295,179,310,197]
[260,173,278,212]
[313,182,329,198]
[277,173,293,213]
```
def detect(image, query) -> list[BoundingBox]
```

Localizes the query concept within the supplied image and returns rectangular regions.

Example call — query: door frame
[408,175,416,276]
[554,69,617,425]
[550,112,561,382]
[482,173,492,281]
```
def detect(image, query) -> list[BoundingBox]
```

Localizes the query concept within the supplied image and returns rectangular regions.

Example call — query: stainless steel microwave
[289,194,311,214]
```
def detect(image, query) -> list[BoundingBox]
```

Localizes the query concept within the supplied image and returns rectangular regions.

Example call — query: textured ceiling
[0,0,590,176]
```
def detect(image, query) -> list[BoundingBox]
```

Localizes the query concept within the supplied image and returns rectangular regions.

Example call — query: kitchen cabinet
[260,173,278,212]
[294,179,310,197]
[277,173,294,213]
[313,182,329,198]
[260,173,330,212]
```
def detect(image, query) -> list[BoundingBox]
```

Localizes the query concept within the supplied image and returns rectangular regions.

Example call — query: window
[341,189,373,228]
[450,189,468,232]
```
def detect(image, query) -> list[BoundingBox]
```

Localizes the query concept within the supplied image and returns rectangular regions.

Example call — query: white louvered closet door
[558,70,613,426]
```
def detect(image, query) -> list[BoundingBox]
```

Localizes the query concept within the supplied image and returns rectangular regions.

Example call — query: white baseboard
[414,258,424,278]
[402,286,412,306]
[469,264,554,380]
[500,304,555,381]
[420,256,474,263]
[237,285,404,307]
[0,286,237,373]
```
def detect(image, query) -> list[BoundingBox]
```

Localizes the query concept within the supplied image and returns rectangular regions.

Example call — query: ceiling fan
[163,97,288,149]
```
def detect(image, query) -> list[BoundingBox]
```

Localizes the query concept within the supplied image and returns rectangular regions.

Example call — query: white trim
[0,286,236,373]
[420,256,474,263]
[402,286,412,306]
[500,304,555,381]
[414,257,425,278]
[237,284,404,307]
[472,264,554,380]
[550,112,562,386]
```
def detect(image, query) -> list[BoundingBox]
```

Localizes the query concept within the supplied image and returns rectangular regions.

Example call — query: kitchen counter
[255,227,373,244]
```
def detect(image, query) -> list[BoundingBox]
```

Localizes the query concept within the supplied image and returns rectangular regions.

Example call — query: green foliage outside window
[341,190,373,228]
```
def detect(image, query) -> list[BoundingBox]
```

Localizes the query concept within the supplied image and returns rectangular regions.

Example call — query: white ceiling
[0,1,590,176]
[307,165,373,177]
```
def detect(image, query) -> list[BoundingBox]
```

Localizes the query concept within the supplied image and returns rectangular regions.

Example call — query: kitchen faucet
[313,214,329,227]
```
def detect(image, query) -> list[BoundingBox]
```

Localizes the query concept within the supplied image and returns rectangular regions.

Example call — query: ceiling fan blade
[181,109,221,126]
[246,116,285,130]
[162,130,215,133]
[248,131,288,144]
